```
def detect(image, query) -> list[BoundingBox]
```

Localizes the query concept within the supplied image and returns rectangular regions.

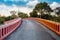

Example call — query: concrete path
[4,20,55,40]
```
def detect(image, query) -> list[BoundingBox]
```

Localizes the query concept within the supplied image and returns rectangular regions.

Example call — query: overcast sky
[0,0,60,16]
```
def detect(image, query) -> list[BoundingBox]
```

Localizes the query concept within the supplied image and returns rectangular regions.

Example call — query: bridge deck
[4,20,60,40]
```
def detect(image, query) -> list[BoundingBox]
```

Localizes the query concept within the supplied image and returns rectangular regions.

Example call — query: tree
[0,16,5,24]
[10,11,16,15]
[10,11,18,19]
[30,10,38,17]
[55,7,60,16]
[41,14,53,20]
[34,2,52,16]
[18,12,28,18]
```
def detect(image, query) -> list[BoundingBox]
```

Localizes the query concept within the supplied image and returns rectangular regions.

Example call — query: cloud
[18,7,33,16]
[4,0,28,2]
[0,4,11,16]
[4,0,21,2]
[26,0,39,8]
[0,4,32,17]
[50,2,60,9]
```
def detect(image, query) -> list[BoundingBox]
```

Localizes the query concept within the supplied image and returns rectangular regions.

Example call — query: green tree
[55,7,60,16]
[10,11,16,15]
[30,10,38,17]
[41,14,53,20]
[34,2,52,16]
[10,15,18,19]
[55,16,60,22]
[5,15,18,21]
[0,16,5,24]
[10,11,18,19]
[18,12,28,18]
[5,16,11,21]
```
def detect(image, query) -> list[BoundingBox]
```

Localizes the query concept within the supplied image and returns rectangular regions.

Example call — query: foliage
[30,10,38,17]
[37,15,40,18]
[0,16,5,24]
[10,15,18,19]
[34,2,53,15]
[0,11,18,24]
[5,15,18,21]
[55,7,60,16]
[18,12,28,18]
[41,14,53,20]
[10,11,16,15]
[55,16,60,22]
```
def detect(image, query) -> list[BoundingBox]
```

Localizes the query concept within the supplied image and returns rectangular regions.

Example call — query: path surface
[4,20,55,40]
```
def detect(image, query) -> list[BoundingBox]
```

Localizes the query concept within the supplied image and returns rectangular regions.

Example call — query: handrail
[4,18,20,24]
[0,18,22,40]
[34,18,60,35]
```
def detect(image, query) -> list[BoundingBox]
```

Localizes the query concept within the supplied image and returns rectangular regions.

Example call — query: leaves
[34,2,52,14]
[30,10,38,17]
[18,12,28,18]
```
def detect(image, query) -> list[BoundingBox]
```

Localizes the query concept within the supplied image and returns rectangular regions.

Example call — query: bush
[5,15,18,21]
[41,14,53,20]
[0,17,5,24]
[30,11,38,17]
[18,12,28,18]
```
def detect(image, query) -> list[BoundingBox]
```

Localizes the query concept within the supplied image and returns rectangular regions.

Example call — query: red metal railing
[0,18,21,40]
[4,18,19,24]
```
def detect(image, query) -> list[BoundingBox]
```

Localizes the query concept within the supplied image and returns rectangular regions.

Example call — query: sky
[0,0,60,16]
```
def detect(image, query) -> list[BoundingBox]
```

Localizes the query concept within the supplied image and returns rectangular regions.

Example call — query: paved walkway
[4,20,55,40]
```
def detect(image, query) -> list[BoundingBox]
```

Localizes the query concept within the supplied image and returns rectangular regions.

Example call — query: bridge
[0,18,60,40]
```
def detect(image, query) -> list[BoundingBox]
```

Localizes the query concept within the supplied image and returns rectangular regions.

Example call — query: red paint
[0,18,22,40]
[4,18,19,24]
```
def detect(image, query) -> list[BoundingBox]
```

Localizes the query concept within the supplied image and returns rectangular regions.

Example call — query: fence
[34,18,60,35]
[0,18,21,40]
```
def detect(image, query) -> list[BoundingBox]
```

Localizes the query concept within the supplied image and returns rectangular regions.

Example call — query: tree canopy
[18,12,28,18]
[30,10,38,17]
[34,2,52,15]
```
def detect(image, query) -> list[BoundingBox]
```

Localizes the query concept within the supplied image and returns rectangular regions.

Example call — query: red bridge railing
[0,18,22,40]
